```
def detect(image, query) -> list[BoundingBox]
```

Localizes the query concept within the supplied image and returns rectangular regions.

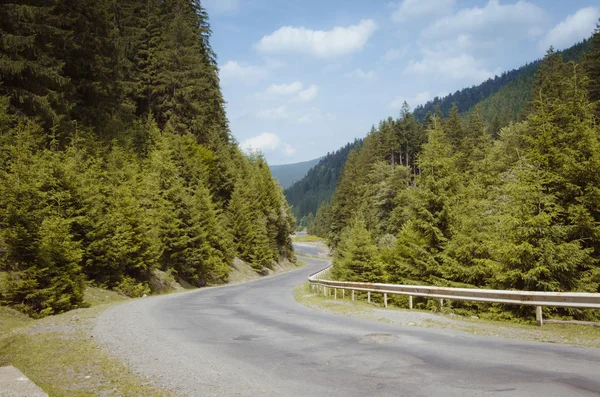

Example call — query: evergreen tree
[0,1,70,128]
[332,218,384,283]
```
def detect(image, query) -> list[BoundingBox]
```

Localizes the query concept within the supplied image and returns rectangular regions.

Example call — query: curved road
[95,256,600,397]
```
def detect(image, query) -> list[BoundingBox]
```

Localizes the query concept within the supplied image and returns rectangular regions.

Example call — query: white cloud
[241,133,281,152]
[422,0,547,44]
[257,82,319,102]
[297,108,336,124]
[392,0,455,23]
[381,47,408,62]
[403,0,544,84]
[240,133,296,157]
[389,91,432,110]
[220,59,283,86]
[405,52,498,83]
[255,19,378,58]
[282,143,296,156]
[349,68,376,80]
[539,7,599,52]
[257,105,288,120]
[266,81,303,96]
[298,85,319,101]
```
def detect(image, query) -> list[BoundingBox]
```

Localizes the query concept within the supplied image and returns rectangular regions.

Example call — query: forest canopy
[309,26,600,320]
[0,0,295,317]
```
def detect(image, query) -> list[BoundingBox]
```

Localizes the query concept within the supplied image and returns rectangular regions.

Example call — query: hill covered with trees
[285,141,361,229]
[269,157,322,188]
[288,40,592,230]
[312,25,600,320]
[0,0,295,317]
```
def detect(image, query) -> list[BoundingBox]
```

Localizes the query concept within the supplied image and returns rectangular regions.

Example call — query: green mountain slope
[286,39,592,228]
[317,32,600,321]
[414,39,590,123]
[284,140,361,228]
[270,157,322,188]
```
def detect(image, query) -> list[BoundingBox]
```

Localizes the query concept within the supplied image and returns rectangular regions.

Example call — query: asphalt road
[95,255,600,397]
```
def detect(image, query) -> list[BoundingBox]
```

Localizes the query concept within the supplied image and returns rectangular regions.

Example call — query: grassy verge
[296,260,308,268]
[0,289,171,397]
[294,282,600,348]
[292,235,324,242]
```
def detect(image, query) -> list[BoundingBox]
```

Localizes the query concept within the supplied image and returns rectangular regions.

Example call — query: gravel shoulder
[295,283,600,349]
[94,256,600,397]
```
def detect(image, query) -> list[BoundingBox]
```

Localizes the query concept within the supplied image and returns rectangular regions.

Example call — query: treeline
[314,27,600,320]
[413,39,591,124]
[0,0,295,317]
[285,140,361,229]
[291,40,591,229]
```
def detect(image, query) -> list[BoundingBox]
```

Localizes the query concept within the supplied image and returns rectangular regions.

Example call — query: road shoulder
[294,282,600,349]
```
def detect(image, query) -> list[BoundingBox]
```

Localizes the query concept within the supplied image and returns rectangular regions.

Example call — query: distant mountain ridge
[284,140,362,226]
[413,39,590,124]
[284,39,592,227]
[269,157,322,188]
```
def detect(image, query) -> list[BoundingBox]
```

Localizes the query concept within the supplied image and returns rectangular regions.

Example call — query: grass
[0,288,171,397]
[83,286,129,307]
[292,235,324,242]
[296,260,308,268]
[294,282,600,348]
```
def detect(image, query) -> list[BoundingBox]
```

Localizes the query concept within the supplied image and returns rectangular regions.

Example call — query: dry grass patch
[0,290,171,397]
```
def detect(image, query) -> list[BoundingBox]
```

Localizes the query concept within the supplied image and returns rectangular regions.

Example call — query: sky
[201,0,600,165]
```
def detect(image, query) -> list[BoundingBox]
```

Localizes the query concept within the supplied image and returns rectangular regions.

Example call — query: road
[95,255,600,397]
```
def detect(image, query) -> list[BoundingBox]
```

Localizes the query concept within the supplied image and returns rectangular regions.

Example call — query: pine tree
[584,20,600,118]
[0,1,70,128]
[332,218,384,283]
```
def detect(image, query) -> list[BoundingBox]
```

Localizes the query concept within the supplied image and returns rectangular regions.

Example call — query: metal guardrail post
[307,265,600,327]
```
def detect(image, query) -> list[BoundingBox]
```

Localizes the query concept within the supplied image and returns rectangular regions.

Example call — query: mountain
[287,39,593,228]
[284,140,361,228]
[269,157,322,188]
[413,39,591,127]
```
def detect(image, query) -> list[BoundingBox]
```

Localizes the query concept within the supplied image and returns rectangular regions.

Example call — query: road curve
[95,257,600,397]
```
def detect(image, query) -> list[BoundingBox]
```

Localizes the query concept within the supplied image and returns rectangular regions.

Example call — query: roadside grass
[0,289,171,397]
[294,282,600,348]
[291,235,323,242]
[0,259,310,397]
[0,306,32,336]
[84,286,129,307]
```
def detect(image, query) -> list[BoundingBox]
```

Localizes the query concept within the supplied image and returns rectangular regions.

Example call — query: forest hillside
[291,38,593,230]
[310,25,600,320]
[269,157,322,188]
[0,0,295,317]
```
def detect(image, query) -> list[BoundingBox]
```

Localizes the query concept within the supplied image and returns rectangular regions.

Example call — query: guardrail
[308,265,600,326]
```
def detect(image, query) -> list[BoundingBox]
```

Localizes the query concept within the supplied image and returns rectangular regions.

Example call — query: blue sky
[202,0,599,165]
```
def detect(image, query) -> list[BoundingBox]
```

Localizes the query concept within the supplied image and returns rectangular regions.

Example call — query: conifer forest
[0,0,295,317]
[307,26,600,320]
[1,0,600,324]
